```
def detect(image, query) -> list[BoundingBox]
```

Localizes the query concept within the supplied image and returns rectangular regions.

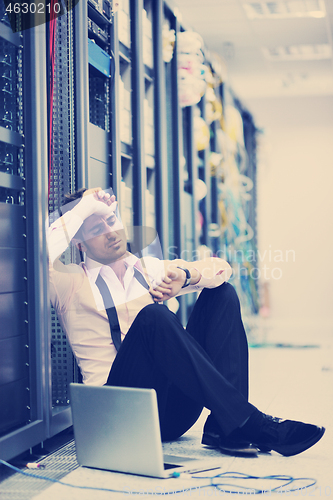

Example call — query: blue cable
[193,471,317,495]
[0,459,317,495]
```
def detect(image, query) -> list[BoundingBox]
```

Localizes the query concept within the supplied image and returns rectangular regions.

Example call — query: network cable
[0,459,318,495]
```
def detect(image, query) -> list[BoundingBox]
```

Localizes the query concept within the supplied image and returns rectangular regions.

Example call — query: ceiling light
[262,43,332,60]
[243,0,326,19]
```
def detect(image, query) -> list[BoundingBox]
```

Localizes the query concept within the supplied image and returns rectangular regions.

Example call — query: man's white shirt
[47,210,232,386]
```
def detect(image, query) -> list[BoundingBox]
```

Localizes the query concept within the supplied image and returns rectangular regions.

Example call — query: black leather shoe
[244,415,325,457]
[202,430,259,457]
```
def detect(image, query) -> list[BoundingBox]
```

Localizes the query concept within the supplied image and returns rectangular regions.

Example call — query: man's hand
[73,187,117,220]
[149,261,201,302]
[150,263,186,302]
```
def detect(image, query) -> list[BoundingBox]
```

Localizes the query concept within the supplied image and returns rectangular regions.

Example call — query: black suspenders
[95,268,150,352]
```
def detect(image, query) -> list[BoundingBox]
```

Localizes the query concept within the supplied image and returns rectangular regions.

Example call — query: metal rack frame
[0,0,258,461]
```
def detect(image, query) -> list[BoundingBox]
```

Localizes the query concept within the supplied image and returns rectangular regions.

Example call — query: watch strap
[177,266,191,288]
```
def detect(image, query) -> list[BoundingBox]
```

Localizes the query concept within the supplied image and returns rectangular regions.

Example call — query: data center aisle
[28,327,332,499]
[1,327,331,499]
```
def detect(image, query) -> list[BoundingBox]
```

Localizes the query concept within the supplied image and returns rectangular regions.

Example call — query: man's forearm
[174,257,232,297]
[188,266,201,286]
[171,257,232,286]
[47,188,116,265]
[172,259,201,286]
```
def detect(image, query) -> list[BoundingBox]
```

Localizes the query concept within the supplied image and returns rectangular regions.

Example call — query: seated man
[47,187,325,457]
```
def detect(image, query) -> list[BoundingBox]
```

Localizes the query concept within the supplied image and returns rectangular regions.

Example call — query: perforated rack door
[48,10,77,407]
[0,29,29,436]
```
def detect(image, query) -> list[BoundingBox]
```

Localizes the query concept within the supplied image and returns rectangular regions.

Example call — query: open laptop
[69,383,222,478]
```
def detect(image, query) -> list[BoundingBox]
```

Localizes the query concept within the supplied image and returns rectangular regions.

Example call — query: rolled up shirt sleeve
[47,211,86,313]
[47,212,84,266]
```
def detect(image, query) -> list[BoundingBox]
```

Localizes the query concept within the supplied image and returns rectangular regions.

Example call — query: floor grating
[0,440,79,500]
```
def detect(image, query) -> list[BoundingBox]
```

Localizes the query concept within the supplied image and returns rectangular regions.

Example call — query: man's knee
[204,281,237,299]
[132,303,181,345]
[136,303,173,323]
[221,282,238,299]
[199,282,241,312]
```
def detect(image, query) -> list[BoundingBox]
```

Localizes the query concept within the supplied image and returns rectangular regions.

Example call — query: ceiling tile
[172,0,333,98]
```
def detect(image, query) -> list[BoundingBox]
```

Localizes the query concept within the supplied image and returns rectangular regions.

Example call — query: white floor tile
[33,330,333,499]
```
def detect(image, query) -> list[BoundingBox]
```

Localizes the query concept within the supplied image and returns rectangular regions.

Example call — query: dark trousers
[106,283,257,441]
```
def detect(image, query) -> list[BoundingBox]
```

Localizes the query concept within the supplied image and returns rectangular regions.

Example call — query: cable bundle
[0,459,318,496]
[177,31,207,107]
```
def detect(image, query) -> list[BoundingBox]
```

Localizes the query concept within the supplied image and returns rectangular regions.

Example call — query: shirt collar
[84,253,142,283]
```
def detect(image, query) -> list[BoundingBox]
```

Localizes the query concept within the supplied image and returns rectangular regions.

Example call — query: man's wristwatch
[177,266,191,288]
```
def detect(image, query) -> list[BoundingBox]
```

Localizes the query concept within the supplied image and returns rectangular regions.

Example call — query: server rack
[0,9,50,458]
[0,21,30,438]
[0,0,259,461]
[48,0,77,436]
